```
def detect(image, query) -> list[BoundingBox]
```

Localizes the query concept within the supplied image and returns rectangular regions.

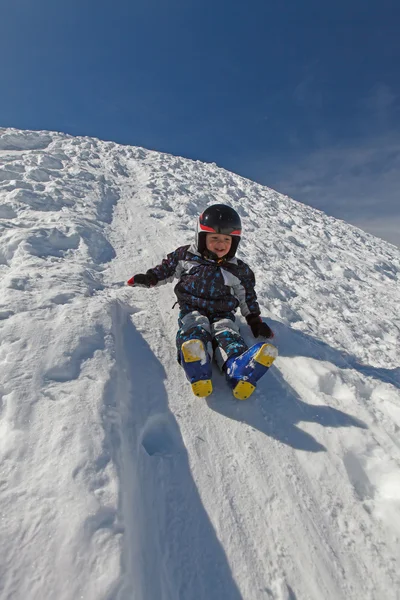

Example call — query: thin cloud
[355,214,400,248]
[293,68,323,110]
[363,83,397,122]
[268,132,400,247]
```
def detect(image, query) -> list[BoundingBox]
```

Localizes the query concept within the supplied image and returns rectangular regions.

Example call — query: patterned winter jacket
[147,244,261,318]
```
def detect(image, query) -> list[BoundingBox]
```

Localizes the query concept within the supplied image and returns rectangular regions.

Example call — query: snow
[0,126,399,600]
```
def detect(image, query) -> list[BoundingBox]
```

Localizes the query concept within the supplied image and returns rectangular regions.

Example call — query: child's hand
[246,314,274,339]
[256,321,274,339]
[126,273,157,288]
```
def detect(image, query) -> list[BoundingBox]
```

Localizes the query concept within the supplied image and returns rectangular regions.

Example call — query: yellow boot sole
[191,380,213,397]
[232,380,256,400]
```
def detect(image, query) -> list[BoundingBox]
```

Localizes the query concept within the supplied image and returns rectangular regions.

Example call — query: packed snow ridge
[0,127,399,600]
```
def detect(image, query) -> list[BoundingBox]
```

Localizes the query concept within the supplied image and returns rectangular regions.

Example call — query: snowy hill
[0,127,399,600]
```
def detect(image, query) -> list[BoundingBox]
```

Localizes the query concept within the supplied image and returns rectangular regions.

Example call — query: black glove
[126,272,158,288]
[246,314,274,339]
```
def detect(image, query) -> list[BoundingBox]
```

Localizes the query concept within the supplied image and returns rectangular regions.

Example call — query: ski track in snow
[0,127,399,600]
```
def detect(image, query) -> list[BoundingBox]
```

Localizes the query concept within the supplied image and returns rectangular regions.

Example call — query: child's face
[206,233,232,258]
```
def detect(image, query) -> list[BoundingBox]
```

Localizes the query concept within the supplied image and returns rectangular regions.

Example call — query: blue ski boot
[225,342,278,400]
[181,339,213,397]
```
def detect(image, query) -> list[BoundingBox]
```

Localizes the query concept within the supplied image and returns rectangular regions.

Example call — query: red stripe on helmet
[199,224,217,232]
[199,224,241,235]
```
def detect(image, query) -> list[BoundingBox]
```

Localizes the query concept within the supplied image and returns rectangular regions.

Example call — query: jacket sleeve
[233,262,261,317]
[146,246,188,286]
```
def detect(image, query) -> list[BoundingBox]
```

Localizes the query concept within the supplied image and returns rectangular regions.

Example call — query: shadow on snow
[272,319,400,390]
[103,300,243,600]
[207,369,366,453]
[207,320,369,453]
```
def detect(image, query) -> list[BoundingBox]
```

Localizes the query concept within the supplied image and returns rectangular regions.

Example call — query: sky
[1,0,399,246]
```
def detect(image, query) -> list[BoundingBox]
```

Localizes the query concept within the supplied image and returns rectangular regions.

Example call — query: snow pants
[176,310,248,370]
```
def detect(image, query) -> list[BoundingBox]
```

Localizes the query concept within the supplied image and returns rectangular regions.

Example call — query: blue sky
[1,0,399,245]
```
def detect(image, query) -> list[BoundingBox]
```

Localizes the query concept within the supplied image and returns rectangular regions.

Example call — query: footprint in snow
[0,310,15,320]
[0,204,17,219]
[0,131,52,151]
[343,451,375,501]
[50,293,75,306]
[149,212,166,219]
[26,167,55,183]
[140,414,181,457]
[37,155,64,170]
[24,228,80,258]
[8,277,31,291]
[44,328,105,383]
[83,506,121,538]
[7,188,61,212]
[0,168,24,182]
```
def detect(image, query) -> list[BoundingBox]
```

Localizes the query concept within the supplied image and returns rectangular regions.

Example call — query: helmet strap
[202,248,220,261]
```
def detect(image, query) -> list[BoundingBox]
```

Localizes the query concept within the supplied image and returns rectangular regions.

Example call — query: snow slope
[0,127,399,600]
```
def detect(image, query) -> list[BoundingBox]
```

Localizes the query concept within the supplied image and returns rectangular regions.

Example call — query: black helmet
[196,204,242,258]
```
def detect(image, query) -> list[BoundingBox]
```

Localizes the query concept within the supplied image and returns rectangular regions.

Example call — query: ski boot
[225,342,278,400]
[181,339,213,397]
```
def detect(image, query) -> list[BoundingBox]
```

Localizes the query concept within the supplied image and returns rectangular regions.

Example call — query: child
[127,204,277,399]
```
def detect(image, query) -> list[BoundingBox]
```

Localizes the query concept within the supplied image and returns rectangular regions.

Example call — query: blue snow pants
[176,310,248,370]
